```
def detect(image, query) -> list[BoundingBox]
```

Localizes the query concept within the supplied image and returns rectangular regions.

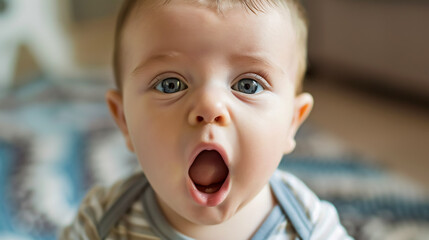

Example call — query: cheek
[242,120,288,169]
[246,100,294,147]
[125,97,178,141]
[124,101,184,168]
[234,101,293,181]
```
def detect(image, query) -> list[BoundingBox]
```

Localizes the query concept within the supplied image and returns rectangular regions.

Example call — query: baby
[61,0,352,239]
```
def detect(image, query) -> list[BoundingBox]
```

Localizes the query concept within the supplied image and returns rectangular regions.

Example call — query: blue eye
[232,79,264,94]
[155,77,188,93]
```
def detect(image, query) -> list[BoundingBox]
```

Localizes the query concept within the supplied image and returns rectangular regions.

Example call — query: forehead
[120,0,297,79]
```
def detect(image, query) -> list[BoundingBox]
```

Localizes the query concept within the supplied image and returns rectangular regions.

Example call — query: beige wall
[305,0,429,98]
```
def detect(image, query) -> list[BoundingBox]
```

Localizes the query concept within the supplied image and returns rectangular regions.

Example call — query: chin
[192,216,228,226]
[186,206,234,226]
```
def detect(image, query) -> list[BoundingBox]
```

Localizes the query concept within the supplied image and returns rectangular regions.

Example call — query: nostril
[193,115,225,124]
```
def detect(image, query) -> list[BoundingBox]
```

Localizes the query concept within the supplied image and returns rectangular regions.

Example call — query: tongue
[189,150,228,186]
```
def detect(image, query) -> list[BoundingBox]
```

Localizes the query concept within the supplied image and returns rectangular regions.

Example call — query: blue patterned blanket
[1,79,428,239]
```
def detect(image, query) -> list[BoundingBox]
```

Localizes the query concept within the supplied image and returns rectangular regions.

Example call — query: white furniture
[0,0,78,89]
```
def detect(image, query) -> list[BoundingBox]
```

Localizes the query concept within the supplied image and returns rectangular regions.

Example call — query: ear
[284,93,314,154]
[105,90,135,152]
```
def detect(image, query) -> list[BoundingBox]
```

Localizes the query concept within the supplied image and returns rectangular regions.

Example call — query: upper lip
[188,142,229,170]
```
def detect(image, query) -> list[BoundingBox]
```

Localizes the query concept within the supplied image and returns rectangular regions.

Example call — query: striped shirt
[60,171,352,240]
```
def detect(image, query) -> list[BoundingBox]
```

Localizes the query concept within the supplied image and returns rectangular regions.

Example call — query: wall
[305,0,429,98]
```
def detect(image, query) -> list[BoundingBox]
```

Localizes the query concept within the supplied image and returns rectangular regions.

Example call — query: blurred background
[303,0,429,189]
[0,0,428,239]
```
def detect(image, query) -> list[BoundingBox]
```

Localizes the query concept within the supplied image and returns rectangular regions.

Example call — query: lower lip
[187,174,231,207]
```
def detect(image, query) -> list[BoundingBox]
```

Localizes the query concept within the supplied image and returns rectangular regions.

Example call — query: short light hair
[113,0,308,93]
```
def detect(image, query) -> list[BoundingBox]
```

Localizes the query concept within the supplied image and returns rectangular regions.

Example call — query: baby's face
[107,0,312,226]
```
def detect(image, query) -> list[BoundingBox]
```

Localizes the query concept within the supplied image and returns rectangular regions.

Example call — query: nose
[188,89,231,126]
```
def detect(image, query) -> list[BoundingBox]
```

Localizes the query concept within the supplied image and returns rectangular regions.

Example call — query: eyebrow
[131,51,182,76]
[131,52,284,77]
[229,54,284,73]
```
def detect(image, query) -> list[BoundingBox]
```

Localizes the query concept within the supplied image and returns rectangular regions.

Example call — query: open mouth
[188,150,229,194]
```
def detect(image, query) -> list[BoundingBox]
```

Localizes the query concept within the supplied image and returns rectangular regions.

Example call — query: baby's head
[106,0,313,227]
[113,0,308,92]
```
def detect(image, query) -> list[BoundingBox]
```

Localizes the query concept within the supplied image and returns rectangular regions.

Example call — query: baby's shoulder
[60,172,148,239]
[84,172,145,214]
[275,170,353,239]
[275,170,320,222]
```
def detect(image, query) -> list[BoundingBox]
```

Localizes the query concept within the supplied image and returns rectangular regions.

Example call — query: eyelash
[253,70,270,82]
[151,73,184,86]
[150,71,271,90]
[236,71,271,88]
